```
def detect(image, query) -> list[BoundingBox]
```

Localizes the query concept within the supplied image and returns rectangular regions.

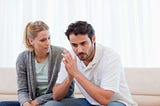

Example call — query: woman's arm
[16,52,31,105]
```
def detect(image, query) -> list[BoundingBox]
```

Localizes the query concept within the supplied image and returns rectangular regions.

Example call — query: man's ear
[92,36,96,43]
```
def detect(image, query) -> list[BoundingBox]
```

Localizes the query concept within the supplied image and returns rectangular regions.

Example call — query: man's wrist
[66,76,73,83]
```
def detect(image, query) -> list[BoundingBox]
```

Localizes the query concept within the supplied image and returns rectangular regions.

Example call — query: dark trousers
[0,99,126,106]
[0,101,20,106]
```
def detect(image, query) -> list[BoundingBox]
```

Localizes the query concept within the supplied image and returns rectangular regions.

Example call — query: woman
[0,21,74,106]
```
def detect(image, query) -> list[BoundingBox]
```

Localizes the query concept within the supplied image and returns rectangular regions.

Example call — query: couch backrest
[0,68,17,94]
[125,68,160,96]
[1,67,160,95]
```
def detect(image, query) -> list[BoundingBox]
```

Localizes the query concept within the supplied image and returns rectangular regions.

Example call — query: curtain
[0,0,159,67]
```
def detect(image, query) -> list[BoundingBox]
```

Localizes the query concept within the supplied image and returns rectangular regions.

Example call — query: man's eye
[72,44,78,47]
[81,42,86,45]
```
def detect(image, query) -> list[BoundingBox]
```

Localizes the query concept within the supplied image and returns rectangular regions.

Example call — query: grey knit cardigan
[16,45,74,105]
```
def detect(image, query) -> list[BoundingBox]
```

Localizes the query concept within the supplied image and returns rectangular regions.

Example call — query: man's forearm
[74,72,113,105]
[53,76,73,100]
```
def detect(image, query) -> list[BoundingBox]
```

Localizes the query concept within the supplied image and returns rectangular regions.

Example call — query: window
[0,0,159,67]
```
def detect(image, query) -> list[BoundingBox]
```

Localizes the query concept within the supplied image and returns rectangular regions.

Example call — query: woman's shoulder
[19,50,31,55]
[50,45,66,53]
[16,50,32,64]
[17,50,32,59]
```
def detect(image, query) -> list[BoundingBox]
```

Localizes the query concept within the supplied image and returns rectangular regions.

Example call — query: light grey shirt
[35,57,48,96]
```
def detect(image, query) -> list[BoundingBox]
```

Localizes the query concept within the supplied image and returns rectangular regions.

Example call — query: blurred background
[0,0,159,67]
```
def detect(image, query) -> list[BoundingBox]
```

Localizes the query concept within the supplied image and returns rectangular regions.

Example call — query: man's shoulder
[97,44,120,59]
[100,44,118,52]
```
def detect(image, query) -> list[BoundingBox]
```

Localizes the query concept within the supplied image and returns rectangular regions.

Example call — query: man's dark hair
[65,21,95,40]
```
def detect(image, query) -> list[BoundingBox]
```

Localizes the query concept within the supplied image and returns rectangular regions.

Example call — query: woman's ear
[28,38,34,45]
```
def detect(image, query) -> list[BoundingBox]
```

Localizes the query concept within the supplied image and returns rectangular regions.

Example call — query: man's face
[69,34,95,61]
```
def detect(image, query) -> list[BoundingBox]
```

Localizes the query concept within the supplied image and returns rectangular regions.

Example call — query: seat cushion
[132,95,160,106]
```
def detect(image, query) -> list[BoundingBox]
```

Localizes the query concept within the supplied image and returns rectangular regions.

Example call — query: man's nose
[77,45,83,52]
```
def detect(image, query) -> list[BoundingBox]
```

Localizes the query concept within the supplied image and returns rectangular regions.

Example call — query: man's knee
[43,98,92,106]
[108,101,126,106]
[43,100,64,106]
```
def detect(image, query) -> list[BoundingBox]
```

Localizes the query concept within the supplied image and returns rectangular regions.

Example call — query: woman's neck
[34,52,48,63]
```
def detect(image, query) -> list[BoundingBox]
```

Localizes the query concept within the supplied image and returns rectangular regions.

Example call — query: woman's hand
[30,100,39,106]
[23,102,32,106]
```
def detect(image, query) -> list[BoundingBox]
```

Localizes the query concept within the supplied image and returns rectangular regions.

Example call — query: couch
[0,68,160,106]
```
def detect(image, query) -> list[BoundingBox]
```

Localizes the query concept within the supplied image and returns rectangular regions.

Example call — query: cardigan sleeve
[36,93,53,104]
[16,52,32,105]
[35,81,74,105]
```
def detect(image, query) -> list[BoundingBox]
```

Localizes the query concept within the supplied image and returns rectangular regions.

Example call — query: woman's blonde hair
[24,20,49,51]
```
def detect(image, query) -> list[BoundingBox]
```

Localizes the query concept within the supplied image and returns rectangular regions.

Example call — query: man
[53,21,137,106]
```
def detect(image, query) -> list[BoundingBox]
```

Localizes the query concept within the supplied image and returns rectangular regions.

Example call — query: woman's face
[29,30,51,56]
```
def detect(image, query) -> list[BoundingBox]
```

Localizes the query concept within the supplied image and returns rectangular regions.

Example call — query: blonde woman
[0,21,74,106]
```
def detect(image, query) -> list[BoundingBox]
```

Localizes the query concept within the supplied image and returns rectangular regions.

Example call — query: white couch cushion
[132,95,160,106]
[125,68,160,106]
[0,68,18,100]
[125,68,160,95]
